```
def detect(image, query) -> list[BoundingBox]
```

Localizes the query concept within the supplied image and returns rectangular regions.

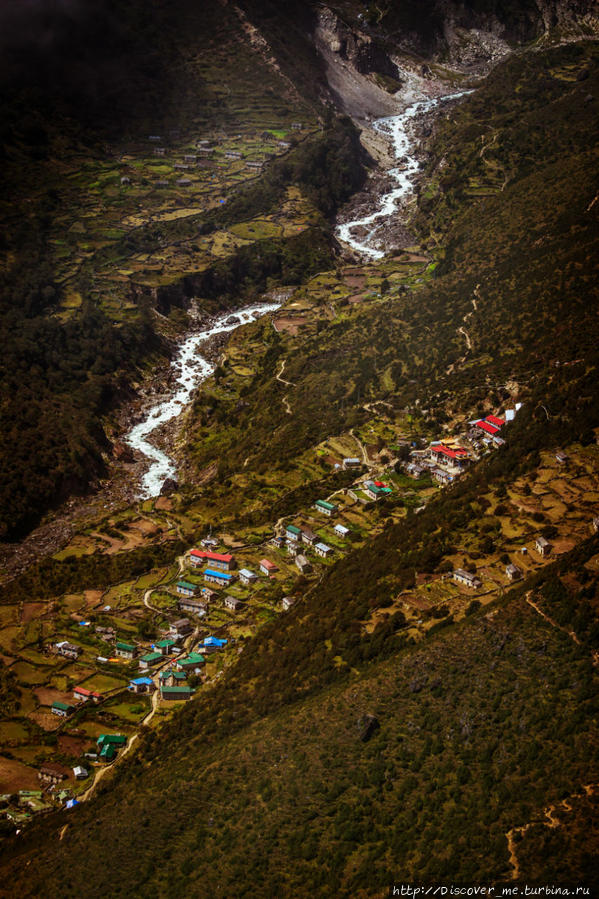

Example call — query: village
[2,377,599,828]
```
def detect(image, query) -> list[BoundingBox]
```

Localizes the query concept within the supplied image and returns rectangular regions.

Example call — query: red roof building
[431,444,469,461]
[73,686,102,702]
[475,420,499,436]
[259,559,278,576]
[486,415,505,428]
[189,549,235,570]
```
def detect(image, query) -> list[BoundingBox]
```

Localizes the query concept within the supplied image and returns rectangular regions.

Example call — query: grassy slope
[1,546,598,895]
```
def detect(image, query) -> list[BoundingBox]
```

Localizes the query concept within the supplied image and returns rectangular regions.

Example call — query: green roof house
[139,651,163,670]
[51,701,74,718]
[175,652,205,672]
[155,638,176,656]
[314,499,337,517]
[160,685,192,701]
[115,641,136,659]
[99,744,116,762]
[97,734,127,747]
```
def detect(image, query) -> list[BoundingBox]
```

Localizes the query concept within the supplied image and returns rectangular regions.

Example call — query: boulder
[160,477,179,496]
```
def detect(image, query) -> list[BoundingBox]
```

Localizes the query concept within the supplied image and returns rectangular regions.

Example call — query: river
[336,90,470,259]
[125,302,280,498]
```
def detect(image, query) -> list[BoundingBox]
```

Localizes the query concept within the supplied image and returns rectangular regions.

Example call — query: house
[184,154,197,163]
[169,618,193,639]
[159,669,187,687]
[73,686,101,704]
[555,451,568,465]
[270,536,285,548]
[506,564,522,581]
[200,586,218,600]
[453,569,482,589]
[204,569,236,587]
[73,766,88,780]
[405,463,425,479]
[197,147,215,155]
[97,734,127,750]
[120,176,131,185]
[282,596,295,611]
[128,677,155,694]
[260,559,278,577]
[486,415,505,428]
[51,701,74,718]
[224,595,244,611]
[189,549,235,570]
[278,140,291,149]
[175,652,205,673]
[431,468,455,486]
[115,641,136,660]
[153,146,166,156]
[364,480,393,500]
[155,638,176,656]
[301,527,318,546]
[201,537,219,549]
[314,542,333,559]
[148,135,162,141]
[239,568,258,586]
[200,636,227,653]
[286,524,302,543]
[38,764,68,785]
[176,580,197,597]
[178,596,207,615]
[55,641,81,660]
[295,554,312,574]
[174,162,190,171]
[334,524,350,539]
[225,150,242,159]
[592,516,599,534]
[139,652,163,670]
[474,420,500,436]
[291,122,302,130]
[343,457,361,469]
[286,540,298,557]
[161,685,192,701]
[429,444,469,471]
[155,180,169,188]
[176,177,191,186]
[535,536,552,556]
[246,160,262,170]
[98,744,116,763]
[314,499,337,517]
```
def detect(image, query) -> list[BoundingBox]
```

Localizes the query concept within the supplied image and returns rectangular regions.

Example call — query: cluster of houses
[120,127,300,190]
[450,535,554,592]
[403,411,513,483]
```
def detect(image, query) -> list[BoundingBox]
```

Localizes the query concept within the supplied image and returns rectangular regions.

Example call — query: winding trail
[276,358,294,416]
[505,783,598,880]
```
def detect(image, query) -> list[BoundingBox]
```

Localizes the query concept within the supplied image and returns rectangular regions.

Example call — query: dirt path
[276,359,294,416]
[446,294,477,374]
[504,783,598,879]
[350,428,371,466]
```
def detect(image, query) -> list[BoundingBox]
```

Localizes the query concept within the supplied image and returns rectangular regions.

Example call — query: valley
[0,0,598,893]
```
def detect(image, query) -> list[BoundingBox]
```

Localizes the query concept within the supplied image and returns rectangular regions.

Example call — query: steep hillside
[0,32,598,892]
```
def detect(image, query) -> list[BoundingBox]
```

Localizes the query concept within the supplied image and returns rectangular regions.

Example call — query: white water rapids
[125,302,280,498]
[336,91,470,259]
